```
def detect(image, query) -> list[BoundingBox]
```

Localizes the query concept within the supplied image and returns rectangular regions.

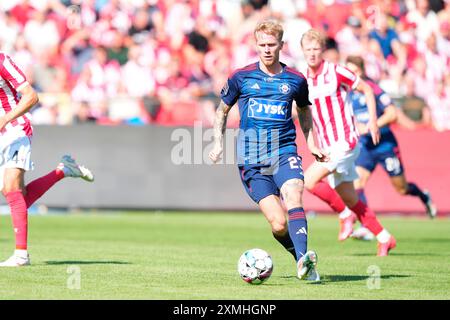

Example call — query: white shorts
[0,135,34,191]
[319,144,360,188]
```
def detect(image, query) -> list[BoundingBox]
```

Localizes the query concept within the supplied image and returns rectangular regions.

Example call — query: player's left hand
[368,121,380,145]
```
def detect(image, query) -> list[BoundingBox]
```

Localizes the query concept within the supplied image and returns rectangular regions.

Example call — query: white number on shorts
[385,157,401,174]
[288,156,301,169]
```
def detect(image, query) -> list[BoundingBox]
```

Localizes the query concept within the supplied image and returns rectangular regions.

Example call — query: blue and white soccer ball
[238,248,273,284]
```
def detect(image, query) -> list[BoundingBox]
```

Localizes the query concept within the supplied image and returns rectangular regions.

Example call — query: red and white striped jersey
[300,60,360,152]
[0,52,32,137]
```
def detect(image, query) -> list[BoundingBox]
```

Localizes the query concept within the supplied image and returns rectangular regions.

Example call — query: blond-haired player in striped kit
[0,52,94,266]
[299,29,396,256]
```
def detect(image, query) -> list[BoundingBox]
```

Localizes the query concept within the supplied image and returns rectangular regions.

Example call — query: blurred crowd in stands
[0,0,449,130]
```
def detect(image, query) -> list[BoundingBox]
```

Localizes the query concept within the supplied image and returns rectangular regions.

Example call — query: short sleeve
[369,80,391,112]
[335,65,359,90]
[295,79,311,108]
[0,54,28,91]
[220,73,240,107]
[388,29,399,42]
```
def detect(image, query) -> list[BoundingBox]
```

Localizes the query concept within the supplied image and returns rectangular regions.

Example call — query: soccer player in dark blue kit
[344,55,437,239]
[209,20,324,281]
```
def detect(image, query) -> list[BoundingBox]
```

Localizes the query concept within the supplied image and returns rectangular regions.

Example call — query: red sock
[309,181,346,213]
[5,191,28,250]
[350,200,383,235]
[24,170,65,208]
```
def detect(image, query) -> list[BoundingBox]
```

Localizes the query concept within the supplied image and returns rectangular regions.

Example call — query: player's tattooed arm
[214,101,232,139]
[297,105,329,162]
[209,101,232,163]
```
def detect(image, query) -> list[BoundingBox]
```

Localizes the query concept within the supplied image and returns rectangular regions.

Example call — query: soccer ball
[237,248,273,284]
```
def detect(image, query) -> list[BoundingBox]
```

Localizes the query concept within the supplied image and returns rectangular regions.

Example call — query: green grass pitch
[0,212,449,299]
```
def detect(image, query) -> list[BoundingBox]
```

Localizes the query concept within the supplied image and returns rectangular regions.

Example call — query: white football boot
[57,155,94,182]
[351,226,375,241]
[0,252,31,267]
[423,190,437,219]
[305,267,321,282]
[297,250,320,282]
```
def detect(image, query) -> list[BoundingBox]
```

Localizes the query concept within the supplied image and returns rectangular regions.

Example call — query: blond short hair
[301,29,326,48]
[254,20,284,42]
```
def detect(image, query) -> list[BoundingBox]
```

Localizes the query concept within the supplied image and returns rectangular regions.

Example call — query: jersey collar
[257,61,286,77]
[307,60,325,80]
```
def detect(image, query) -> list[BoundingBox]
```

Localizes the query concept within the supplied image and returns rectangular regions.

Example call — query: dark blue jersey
[221,62,310,165]
[349,78,393,145]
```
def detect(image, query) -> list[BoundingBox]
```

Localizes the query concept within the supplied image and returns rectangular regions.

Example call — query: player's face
[302,39,323,68]
[346,62,362,76]
[255,32,283,68]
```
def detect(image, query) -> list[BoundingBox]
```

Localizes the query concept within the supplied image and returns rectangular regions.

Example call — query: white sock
[376,229,391,243]
[14,249,28,258]
[339,207,352,219]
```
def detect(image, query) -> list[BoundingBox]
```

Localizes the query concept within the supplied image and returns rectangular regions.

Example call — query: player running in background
[0,52,94,267]
[300,29,396,256]
[344,55,436,240]
[209,20,322,281]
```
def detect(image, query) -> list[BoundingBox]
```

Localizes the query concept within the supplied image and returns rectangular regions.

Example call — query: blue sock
[406,183,428,203]
[356,188,368,205]
[287,207,308,261]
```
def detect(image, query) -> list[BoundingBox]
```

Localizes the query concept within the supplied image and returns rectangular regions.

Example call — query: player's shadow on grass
[279,274,409,284]
[278,276,325,285]
[320,274,410,283]
[45,260,131,265]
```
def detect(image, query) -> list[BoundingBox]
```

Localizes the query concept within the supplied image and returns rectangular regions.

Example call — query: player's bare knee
[304,181,314,192]
[267,212,287,234]
[271,220,287,235]
[354,179,366,190]
[396,185,408,195]
[2,186,24,195]
[303,174,316,191]
[3,169,25,194]
[2,180,24,194]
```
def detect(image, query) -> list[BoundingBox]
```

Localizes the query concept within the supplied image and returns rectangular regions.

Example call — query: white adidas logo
[251,83,260,90]
[296,227,307,235]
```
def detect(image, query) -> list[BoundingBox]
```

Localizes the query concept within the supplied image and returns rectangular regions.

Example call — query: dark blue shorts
[356,132,404,177]
[238,153,304,204]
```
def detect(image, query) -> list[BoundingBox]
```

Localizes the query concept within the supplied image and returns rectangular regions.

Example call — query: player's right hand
[310,146,330,162]
[209,144,223,164]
